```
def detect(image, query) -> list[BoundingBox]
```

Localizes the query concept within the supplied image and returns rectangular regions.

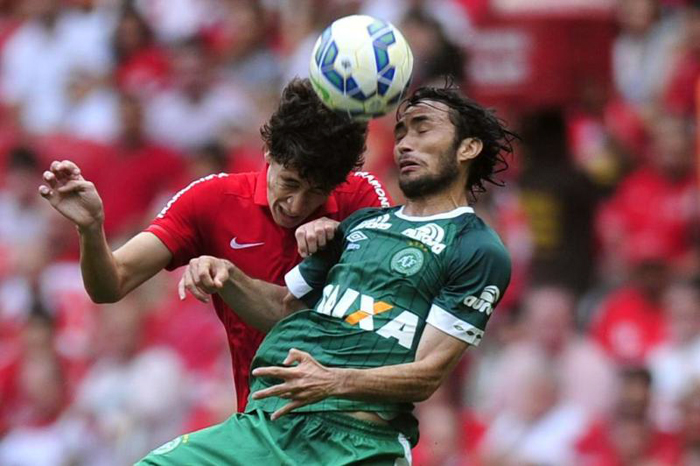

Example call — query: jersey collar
[253,165,339,215]
[395,205,474,221]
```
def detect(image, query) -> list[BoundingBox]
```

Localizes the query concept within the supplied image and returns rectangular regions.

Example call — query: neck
[402,183,470,217]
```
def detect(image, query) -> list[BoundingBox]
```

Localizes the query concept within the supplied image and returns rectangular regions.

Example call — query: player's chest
[206,213,299,285]
[340,217,458,289]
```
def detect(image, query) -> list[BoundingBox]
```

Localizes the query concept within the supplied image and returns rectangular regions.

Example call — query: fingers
[179,257,230,302]
[295,218,340,258]
[56,180,93,194]
[283,348,306,366]
[49,160,81,179]
[271,400,305,421]
[182,265,210,303]
[251,366,290,379]
[42,170,59,189]
[295,227,310,258]
[251,382,291,400]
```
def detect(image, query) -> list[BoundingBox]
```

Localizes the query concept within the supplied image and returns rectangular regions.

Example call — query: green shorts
[136,409,412,465]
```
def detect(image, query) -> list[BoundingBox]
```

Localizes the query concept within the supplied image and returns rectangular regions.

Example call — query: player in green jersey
[138,85,517,465]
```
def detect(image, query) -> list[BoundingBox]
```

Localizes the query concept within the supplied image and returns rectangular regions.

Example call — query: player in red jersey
[38,78,392,411]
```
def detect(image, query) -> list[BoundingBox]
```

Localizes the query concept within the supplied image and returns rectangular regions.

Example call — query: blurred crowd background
[0,0,698,465]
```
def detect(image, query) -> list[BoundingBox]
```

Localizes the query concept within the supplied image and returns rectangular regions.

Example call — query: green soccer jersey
[245,205,511,440]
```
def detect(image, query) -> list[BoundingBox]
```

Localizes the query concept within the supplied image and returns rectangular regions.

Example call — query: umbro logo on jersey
[402,223,447,254]
[347,231,368,243]
[229,237,265,250]
[351,214,392,232]
[463,285,501,316]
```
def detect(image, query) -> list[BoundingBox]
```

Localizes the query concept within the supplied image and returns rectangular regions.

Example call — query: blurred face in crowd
[119,93,145,143]
[265,155,330,229]
[98,301,143,360]
[172,44,212,100]
[664,282,700,345]
[650,114,692,180]
[394,101,465,199]
[19,354,65,420]
[523,286,575,354]
[115,12,151,58]
[617,0,658,35]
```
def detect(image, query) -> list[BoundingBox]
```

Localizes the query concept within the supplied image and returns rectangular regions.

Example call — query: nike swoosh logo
[230,237,265,250]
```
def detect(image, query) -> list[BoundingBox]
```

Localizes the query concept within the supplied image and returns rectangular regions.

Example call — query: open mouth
[398,158,422,173]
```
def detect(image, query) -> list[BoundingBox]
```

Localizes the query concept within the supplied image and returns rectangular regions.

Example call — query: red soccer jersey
[145,167,392,411]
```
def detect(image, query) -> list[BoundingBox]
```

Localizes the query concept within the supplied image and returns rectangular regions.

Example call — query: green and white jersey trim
[394,205,474,221]
[285,265,312,298]
[426,304,484,346]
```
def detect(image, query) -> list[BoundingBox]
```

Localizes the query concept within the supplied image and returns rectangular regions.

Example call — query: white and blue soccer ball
[309,15,414,121]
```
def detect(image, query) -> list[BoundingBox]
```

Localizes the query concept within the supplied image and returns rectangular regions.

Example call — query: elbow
[87,290,122,304]
[415,377,442,402]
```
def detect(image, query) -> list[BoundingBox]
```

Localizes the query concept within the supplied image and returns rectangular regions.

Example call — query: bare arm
[251,325,469,419]
[40,160,171,303]
[178,256,305,332]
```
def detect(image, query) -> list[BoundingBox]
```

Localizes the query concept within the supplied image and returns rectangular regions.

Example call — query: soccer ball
[309,15,414,120]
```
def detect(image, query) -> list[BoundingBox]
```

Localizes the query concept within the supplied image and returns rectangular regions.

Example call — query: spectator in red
[112,5,169,99]
[663,0,700,117]
[145,36,254,151]
[596,112,699,277]
[590,258,669,365]
[574,367,682,466]
[81,92,185,240]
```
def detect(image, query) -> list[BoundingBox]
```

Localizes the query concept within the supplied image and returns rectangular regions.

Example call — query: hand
[178,255,233,303]
[251,348,338,420]
[39,160,104,230]
[295,217,339,258]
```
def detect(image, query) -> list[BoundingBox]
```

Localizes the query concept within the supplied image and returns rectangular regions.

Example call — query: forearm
[77,223,123,303]
[332,360,443,403]
[218,264,294,332]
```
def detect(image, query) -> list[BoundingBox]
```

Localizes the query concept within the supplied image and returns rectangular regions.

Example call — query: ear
[457,138,483,163]
[264,150,271,163]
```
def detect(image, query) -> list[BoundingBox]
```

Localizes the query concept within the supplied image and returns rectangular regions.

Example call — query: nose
[285,193,306,216]
[396,135,413,155]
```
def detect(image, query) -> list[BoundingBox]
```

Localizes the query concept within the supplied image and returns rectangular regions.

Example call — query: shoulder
[156,172,257,218]
[450,215,511,267]
[332,171,392,209]
[340,205,399,230]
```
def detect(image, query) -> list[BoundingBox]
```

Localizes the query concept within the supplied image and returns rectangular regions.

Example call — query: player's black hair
[261,78,366,192]
[397,81,518,197]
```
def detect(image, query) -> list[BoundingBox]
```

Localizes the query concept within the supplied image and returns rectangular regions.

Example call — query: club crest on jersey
[463,285,501,315]
[391,247,424,276]
[315,284,418,349]
[401,223,447,254]
[351,214,392,232]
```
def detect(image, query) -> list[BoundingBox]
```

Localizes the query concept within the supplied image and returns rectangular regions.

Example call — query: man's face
[393,100,460,199]
[266,159,329,228]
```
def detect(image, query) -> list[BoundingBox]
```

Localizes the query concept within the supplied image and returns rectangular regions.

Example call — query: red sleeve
[340,171,394,216]
[144,173,227,270]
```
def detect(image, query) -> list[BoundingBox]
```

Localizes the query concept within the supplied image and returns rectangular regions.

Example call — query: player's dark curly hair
[398,83,518,197]
[260,78,366,192]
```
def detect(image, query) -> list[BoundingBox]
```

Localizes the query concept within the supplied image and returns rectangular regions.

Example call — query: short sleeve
[284,209,375,307]
[427,238,511,346]
[284,225,345,308]
[144,174,226,270]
